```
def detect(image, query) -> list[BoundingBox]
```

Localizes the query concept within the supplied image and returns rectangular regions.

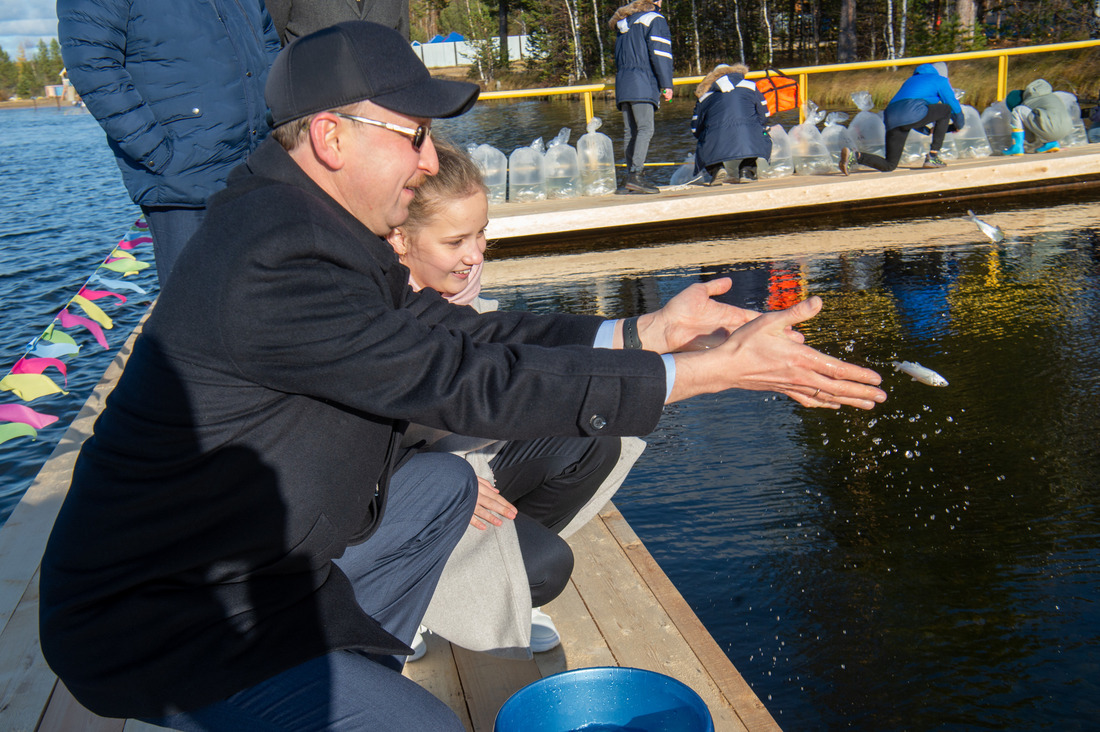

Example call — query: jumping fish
[966,210,1005,243]
[892,361,949,387]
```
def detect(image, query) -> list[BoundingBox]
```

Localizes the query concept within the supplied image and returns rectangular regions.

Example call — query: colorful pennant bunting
[1,217,153,448]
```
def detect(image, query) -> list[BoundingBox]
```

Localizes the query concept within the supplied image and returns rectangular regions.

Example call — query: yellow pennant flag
[101,258,151,274]
[72,295,114,330]
[0,373,69,401]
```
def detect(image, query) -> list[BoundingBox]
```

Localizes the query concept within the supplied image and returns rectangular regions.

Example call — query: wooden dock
[485,144,1100,248]
[0,320,779,730]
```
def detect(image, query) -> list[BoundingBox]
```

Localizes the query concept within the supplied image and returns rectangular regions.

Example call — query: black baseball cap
[266,21,480,127]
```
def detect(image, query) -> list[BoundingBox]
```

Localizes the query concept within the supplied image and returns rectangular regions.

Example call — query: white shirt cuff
[595,320,675,401]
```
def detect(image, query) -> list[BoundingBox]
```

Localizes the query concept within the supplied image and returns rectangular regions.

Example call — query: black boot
[624,170,659,194]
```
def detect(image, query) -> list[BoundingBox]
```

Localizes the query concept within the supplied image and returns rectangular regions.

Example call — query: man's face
[334,101,439,236]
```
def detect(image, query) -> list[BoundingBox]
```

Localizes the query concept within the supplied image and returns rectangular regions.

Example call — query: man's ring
[813,388,821,398]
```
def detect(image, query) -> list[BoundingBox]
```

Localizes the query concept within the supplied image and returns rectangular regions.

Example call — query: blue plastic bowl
[494,666,715,732]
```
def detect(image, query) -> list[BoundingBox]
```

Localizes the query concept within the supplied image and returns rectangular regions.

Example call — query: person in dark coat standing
[610,0,674,194]
[57,0,281,289]
[264,0,410,44]
[691,63,772,185]
[840,62,964,175]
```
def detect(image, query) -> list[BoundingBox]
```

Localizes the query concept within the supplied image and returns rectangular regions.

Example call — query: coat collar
[225,138,402,272]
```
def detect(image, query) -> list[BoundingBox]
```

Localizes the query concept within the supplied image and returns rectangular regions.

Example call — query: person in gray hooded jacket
[1004,78,1074,155]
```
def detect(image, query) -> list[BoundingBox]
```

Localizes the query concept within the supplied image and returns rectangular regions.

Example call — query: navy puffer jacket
[611,0,673,107]
[691,72,772,172]
[58,0,281,207]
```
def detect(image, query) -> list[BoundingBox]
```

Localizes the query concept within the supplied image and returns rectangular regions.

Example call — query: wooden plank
[402,631,475,731]
[0,570,54,732]
[565,514,750,732]
[36,682,123,732]
[538,560,616,674]
[122,721,168,732]
[450,646,542,732]
[601,508,781,732]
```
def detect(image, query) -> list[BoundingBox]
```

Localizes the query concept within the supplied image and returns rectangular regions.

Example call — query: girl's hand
[470,476,517,530]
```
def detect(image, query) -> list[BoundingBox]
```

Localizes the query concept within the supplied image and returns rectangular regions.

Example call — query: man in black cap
[40,20,885,731]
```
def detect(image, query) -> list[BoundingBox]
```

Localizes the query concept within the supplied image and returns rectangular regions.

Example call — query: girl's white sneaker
[530,607,561,652]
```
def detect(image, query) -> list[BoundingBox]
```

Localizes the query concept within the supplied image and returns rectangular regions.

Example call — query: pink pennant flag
[117,235,153,251]
[11,357,68,384]
[78,287,127,304]
[0,403,59,429]
[58,308,108,348]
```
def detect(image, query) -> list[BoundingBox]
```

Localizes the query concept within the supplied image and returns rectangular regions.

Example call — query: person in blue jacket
[691,63,772,185]
[840,62,964,174]
[57,0,282,289]
[610,0,674,194]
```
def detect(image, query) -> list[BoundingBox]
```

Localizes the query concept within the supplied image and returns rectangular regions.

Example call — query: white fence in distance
[413,35,532,68]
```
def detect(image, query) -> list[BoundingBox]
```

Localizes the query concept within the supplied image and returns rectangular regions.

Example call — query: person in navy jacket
[610,0,674,194]
[57,0,282,288]
[841,62,964,174]
[691,63,772,185]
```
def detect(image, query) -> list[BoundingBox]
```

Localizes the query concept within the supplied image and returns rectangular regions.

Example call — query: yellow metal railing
[475,39,1100,126]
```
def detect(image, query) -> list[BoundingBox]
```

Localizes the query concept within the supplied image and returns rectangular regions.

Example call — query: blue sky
[0,0,56,58]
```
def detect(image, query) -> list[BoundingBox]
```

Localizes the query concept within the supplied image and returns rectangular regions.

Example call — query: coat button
[589,415,607,430]
[191,107,200,115]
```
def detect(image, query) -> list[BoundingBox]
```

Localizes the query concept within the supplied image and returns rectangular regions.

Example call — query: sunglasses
[333,112,430,151]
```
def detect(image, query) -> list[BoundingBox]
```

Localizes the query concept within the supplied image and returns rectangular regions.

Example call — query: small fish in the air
[892,361,949,387]
[966,210,1005,242]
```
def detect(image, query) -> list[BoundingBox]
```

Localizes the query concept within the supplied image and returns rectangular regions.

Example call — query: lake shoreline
[0,99,80,111]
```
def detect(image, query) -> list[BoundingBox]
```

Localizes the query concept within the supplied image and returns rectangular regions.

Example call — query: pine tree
[0,48,16,99]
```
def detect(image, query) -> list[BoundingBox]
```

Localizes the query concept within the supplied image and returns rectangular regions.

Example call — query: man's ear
[387,227,408,257]
[309,113,344,170]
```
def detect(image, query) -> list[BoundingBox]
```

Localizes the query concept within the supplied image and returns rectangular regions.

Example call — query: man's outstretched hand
[666,295,886,410]
[634,278,792,354]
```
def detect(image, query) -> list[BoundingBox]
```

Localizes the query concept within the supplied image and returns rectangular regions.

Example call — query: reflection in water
[484,205,1100,731]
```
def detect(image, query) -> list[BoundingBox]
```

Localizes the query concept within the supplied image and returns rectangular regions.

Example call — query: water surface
[0,108,151,521]
[482,207,1100,730]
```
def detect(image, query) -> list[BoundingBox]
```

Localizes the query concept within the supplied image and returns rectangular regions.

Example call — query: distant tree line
[0,39,65,100]
[410,0,1100,84]
[5,1,1095,97]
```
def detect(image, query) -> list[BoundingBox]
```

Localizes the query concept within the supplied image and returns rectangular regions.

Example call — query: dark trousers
[706,158,758,181]
[149,453,476,731]
[856,102,953,172]
[140,205,206,290]
[490,436,621,605]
